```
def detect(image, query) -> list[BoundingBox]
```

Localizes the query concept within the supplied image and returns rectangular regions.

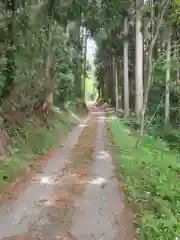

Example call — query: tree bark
[135,0,144,118]
[124,17,129,117]
[83,27,88,100]
[114,60,119,115]
[137,0,169,145]
[69,20,82,97]
[43,2,55,112]
[164,24,171,129]
[176,44,180,83]
[106,58,115,105]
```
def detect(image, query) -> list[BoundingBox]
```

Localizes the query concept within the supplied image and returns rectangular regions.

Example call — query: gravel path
[0,116,89,239]
[70,110,127,240]
[0,107,134,240]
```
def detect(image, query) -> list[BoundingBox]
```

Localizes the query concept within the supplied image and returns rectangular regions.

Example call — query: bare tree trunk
[175,44,180,124]
[124,17,129,117]
[137,44,153,146]
[43,19,55,115]
[135,0,144,118]
[129,24,135,115]
[104,69,108,102]
[114,59,119,114]
[164,24,171,129]
[176,44,180,83]
[137,0,169,145]
[83,27,88,100]
[45,22,53,84]
[107,57,115,105]
[69,20,82,97]
[116,62,122,109]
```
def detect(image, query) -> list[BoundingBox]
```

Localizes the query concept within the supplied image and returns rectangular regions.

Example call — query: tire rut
[70,110,135,240]
[25,117,97,240]
[1,107,135,240]
[0,116,90,240]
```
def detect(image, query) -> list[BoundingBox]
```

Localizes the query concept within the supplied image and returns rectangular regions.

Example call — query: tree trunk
[69,20,82,97]
[118,61,123,109]
[137,40,153,146]
[100,79,104,99]
[110,60,115,105]
[107,58,115,105]
[124,17,129,117]
[164,25,171,129]
[176,44,180,83]
[137,0,169,145]
[83,27,88,100]
[43,9,55,114]
[135,0,144,118]
[45,22,54,84]
[104,69,108,102]
[129,24,135,115]
[114,60,119,115]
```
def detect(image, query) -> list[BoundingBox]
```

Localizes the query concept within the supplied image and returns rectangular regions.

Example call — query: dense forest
[0,0,179,143]
[0,0,179,145]
[0,0,180,239]
[95,0,180,142]
[0,0,90,157]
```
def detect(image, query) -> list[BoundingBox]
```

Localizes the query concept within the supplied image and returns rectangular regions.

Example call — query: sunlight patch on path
[88,177,106,185]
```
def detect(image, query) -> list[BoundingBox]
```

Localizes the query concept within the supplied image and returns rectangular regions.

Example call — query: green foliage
[93,0,133,103]
[147,54,180,129]
[0,54,6,96]
[15,5,48,83]
[0,0,84,120]
[54,27,75,103]
[108,118,180,240]
[0,0,90,186]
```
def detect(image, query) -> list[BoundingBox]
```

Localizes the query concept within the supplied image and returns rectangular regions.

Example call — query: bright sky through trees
[87,38,96,68]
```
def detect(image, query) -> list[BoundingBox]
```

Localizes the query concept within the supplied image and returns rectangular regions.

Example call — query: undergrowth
[0,109,83,189]
[108,117,180,240]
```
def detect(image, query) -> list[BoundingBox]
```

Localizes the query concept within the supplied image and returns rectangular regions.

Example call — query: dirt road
[0,107,134,240]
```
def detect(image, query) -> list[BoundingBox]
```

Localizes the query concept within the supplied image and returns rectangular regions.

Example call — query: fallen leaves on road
[26,117,97,239]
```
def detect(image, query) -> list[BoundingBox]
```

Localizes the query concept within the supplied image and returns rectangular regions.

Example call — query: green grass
[108,117,180,240]
[0,110,80,189]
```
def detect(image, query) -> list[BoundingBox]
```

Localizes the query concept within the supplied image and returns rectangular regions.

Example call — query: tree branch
[151,0,170,47]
